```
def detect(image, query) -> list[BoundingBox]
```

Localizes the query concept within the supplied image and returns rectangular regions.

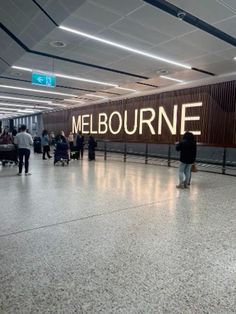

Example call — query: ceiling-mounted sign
[32,72,56,88]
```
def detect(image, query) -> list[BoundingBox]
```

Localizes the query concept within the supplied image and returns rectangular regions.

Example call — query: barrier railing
[95,141,236,176]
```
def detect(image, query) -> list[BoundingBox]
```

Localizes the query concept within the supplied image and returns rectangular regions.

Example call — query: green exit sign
[32,72,56,88]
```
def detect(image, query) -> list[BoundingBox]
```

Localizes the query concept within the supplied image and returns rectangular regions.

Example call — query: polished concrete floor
[0,153,236,313]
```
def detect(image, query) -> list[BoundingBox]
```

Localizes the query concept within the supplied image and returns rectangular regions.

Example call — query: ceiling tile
[151,39,207,61]
[214,47,236,59]
[72,1,121,27]
[128,4,195,37]
[88,0,144,15]
[181,29,232,52]
[214,16,236,38]
[111,18,171,46]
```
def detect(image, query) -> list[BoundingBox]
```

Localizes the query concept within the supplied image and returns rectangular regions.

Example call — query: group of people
[1,125,197,187]
[40,130,97,161]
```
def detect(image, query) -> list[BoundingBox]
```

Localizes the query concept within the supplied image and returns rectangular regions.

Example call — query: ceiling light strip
[0,84,77,97]
[59,25,191,70]
[0,102,52,110]
[0,95,52,104]
[86,94,108,99]
[160,75,184,83]
[12,66,118,87]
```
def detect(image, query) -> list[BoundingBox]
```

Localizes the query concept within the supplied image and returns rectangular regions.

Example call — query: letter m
[72,115,81,133]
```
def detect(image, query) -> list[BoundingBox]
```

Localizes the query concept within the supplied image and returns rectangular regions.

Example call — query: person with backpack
[41,129,52,160]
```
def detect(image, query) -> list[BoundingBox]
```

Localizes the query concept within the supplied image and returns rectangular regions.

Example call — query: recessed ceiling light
[59,25,192,69]
[50,41,66,48]
[0,95,52,104]
[86,94,108,99]
[234,56,236,60]
[12,66,118,87]
[0,84,77,97]
[160,75,184,83]
[0,107,38,113]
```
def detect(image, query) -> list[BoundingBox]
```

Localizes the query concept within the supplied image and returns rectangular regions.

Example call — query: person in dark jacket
[88,135,97,161]
[76,131,85,159]
[41,129,52,160]
[176,131,196,188]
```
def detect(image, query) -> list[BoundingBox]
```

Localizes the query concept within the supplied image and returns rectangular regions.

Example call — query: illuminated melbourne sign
[72,102,202,136]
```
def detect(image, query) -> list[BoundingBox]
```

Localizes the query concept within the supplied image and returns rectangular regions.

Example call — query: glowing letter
[181,102,202,135]
[72,115,81,133]
[124,109,138,135]
[98,113,108,134]
[90,114,97,134]
[139,108,156,135]
[158,105,178,135]
[109,111,122,134]
[82,114,90,134]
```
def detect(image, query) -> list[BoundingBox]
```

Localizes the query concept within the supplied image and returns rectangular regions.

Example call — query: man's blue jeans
[179,162,192,186]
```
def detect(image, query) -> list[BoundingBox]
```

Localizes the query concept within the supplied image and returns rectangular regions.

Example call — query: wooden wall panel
[43,80,236,147]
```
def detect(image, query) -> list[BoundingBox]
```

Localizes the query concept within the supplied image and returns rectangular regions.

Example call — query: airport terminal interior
[0,0,236,313]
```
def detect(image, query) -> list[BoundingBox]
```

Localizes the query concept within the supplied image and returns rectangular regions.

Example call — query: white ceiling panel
[219,0,236,11]
[111,18,171,46]
[151,39,208,61]
[72,1,121,27]
[200,59,236,75]
[128,4,195,37]
[99,29,154,50]
[181,29,233,53]
[214,47,236,59]
[185,53,226,69]
[167,0,235,23]
[214,16,236,37]
[88,0,144,15]
[62,15,104,34]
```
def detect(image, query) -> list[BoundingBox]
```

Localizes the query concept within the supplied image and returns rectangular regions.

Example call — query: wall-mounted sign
[32,72,56,88]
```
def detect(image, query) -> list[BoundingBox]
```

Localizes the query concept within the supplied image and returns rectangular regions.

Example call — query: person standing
[41,130,52,160]
[0,128,13,144]
[88,135,97,161]
[76,131,84,159]
[176,131,196,189]
[14,124,33,176]
[68,132,74,151]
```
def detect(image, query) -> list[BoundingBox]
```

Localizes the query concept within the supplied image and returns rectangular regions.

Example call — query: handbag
[191,164,198,172]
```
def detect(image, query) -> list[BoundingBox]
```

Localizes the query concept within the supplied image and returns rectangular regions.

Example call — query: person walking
[41,130,52,160]
[176,131,196,189]
[14,124,33,176]
[76,131,84,159]
[88,135,97,161]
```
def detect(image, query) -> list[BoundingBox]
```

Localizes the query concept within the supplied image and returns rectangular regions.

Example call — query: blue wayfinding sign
[32,72,56,88]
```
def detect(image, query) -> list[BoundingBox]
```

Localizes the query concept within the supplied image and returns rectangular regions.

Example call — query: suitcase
[0,144,18,165]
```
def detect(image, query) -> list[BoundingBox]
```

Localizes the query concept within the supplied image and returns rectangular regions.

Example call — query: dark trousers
[77,146,84,159]
[43,145,51,159]
[88,148,95,161]
[18,148,30,173]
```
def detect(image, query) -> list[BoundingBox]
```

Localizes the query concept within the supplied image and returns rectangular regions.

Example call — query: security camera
[177,11,186,20]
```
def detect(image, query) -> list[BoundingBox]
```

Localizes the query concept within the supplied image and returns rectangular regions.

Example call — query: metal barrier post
[124,143,127,162]
[168,144,171,167]
[104,142,107,161]
[145,143,148,164]
[222,148,226,174]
